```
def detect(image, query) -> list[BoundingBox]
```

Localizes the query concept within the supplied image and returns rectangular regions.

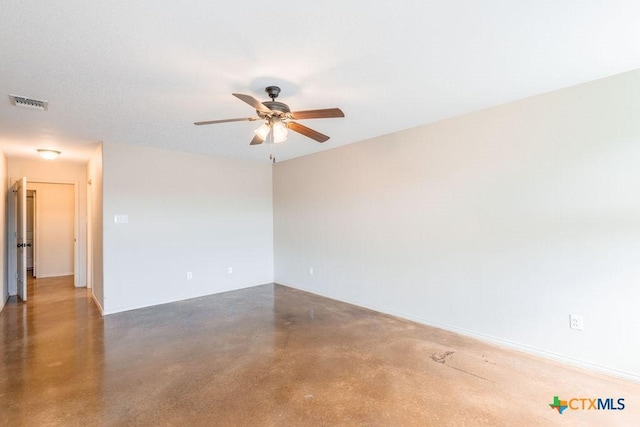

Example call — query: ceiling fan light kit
[254,123,271,140]
[254,119,287,143]
[272,120,288,143]
[195,86,344,160]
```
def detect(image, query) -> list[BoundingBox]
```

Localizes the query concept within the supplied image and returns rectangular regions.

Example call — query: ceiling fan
[194,86,344,147]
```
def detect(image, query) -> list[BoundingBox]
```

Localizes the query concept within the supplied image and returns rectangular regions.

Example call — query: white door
[15,177,28,301]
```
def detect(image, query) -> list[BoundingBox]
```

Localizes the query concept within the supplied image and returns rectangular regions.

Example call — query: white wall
[0,150,7,312]
[274,70,640,381]
[87,145,104,312]
[8,159,88,286]
[101,142,273,314]
[27,183,75,278]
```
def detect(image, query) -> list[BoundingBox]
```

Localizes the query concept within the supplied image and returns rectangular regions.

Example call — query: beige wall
[8,159,88,286]
[274,69,640,381]
[27,182,75,278]
[101,142,273,314]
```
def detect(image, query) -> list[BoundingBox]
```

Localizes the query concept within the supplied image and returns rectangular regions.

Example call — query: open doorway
[28,182,75,279]
[8,178,78,298]
[27,190,35,275]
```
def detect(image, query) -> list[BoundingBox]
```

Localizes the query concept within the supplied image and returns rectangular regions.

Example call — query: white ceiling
[2,1,640,163]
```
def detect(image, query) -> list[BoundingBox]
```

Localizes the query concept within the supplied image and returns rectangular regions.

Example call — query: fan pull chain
[269,119,276,163]
[269,122,273,161]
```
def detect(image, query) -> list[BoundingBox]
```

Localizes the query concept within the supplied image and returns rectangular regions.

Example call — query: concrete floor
[1,276,638,426]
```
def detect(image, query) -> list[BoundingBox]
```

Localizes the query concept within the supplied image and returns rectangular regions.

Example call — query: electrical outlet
[309,267,314,275]
[570,314,583,331]
[228,267,233,274]
[186,272,193,280]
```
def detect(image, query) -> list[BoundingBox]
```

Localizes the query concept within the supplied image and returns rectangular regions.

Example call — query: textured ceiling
[2,1,640,163]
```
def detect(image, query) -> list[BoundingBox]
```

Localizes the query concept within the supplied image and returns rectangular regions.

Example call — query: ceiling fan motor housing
[259,101,290,119]
[258,87,290,119]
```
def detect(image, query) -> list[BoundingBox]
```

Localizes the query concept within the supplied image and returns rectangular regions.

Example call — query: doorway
[27,190,35,273]
[28,182,75,279]
[9,178,79,296]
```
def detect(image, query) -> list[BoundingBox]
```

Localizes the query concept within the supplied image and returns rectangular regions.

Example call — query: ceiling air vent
[9,94,48,111]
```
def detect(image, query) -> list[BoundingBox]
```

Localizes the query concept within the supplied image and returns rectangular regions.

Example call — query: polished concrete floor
[1,275,638,426]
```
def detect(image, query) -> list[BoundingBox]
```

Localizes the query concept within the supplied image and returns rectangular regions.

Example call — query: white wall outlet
[570,314,583,331]
[309,267,314,275]
[186,272,193,280]
[228,267,233,274]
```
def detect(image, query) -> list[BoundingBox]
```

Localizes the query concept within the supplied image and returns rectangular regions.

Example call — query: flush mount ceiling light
[9,94,48,111]
[37,149,61,160]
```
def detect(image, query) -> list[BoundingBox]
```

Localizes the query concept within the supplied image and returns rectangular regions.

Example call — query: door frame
[86,178,93,289]
[9,177,81,288]
[27,189,37,276]
[7,178,25,296]
[7,180,15,295]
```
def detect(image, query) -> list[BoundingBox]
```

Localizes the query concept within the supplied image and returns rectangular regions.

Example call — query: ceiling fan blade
[290,108,344,120]
[250,134,264,145]
[194,117,258,126]
[232,93,273,114]
[287,122,330,143]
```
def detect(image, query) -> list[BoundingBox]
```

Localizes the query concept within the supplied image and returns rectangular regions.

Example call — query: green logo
[549,396,568,414]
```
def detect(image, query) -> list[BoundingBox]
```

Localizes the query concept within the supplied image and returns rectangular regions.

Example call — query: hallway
[1,276,639,425]
[1,275,103,424]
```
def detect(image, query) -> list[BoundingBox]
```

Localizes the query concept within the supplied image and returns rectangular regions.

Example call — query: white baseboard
[36,272,74,279]
[277,281,640,384]
[0,293,7,314]
[91,291,104,315]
